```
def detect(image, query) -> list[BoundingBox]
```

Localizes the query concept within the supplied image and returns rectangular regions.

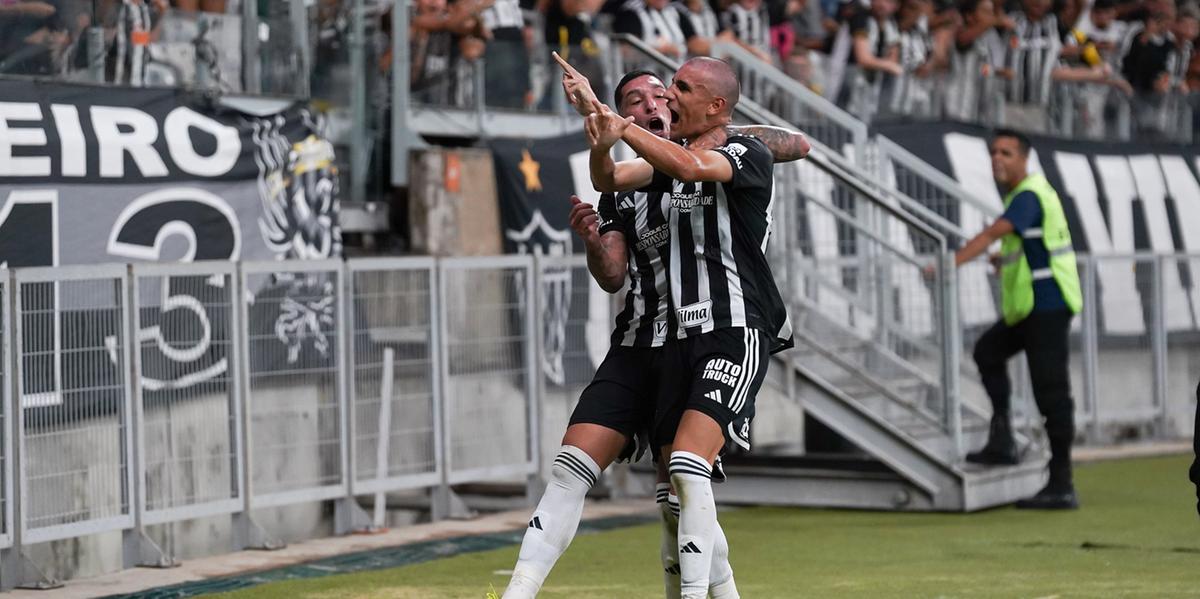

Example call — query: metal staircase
[615,36,1048,511]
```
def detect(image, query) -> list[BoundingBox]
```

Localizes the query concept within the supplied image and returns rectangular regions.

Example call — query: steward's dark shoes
[1015,486,1079,510]
[965,445,1019,465]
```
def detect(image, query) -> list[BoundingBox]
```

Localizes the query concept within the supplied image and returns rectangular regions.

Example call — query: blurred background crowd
[1,0,1196,141]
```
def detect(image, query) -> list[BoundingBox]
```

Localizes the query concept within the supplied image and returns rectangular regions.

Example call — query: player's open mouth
[670,109,680,124]
[647,117,666,134]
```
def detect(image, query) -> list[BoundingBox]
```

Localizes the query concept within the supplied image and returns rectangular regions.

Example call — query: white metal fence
[0,250,1191,585]
[0,255,593,588]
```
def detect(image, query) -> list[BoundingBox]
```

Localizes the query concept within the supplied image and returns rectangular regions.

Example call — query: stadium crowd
[403,0,1200,138]
[1,0,1196,138]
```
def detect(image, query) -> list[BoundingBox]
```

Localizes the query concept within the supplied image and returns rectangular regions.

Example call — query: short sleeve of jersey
[714,135,773,192]
[1001,190,1042,236]
[596,192,623,236]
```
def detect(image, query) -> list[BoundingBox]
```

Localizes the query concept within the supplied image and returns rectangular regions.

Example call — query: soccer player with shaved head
[500,57,806,599]
[583,56,794,599]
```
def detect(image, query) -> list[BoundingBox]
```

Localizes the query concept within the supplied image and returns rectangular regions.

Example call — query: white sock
[709,521,739,598]
[503,446,600,599]
[669,451,716,599]
[657,483,681,599]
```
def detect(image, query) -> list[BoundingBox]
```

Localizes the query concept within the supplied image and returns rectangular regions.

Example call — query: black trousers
[973,309,1075,486]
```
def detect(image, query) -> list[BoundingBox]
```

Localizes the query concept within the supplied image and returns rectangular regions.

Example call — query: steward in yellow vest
[939,129,1082,510]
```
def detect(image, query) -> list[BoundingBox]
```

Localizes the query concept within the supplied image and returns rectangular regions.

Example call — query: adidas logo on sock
[665,564,681,575]
[528,516,543,530]
[680,541,702,554]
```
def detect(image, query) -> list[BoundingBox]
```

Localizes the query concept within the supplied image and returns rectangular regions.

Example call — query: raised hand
[568,195,601,246]
[552,51,599,116]
[584,100,633,152]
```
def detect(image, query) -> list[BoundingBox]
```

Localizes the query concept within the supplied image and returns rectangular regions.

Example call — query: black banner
[0,80,342,412]
[875,121,1200,335]
[490,133,596,386]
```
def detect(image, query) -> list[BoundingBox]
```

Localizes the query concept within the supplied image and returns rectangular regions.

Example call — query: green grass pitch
[217,454,1198,598]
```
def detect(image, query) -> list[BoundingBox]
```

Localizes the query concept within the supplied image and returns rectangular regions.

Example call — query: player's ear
[708,97,725,117]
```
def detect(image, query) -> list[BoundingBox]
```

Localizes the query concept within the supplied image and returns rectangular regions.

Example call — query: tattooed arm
[726,125,812,162]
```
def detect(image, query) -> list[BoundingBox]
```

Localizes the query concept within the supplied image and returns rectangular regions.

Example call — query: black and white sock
[669,451,716,599]
[503,446,600,599]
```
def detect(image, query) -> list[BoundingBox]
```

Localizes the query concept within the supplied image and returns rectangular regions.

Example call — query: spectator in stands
[1121,6,1179,95]
[542,0,607,108]
[721,0,774,62]
[1006,0,1130,130]
[946,0,1010,121]
[410,0,490,105]
[1172,4,1197,87]
[110,0,169,85]
[613,0,702,58]
[1076,0,1128,54]
[785,0,834,89]
[676,0,724,52]
[845,0,903,119]
[477,0,531,109]
[1004,0,1063,128]
[891,0,938,115]
[768,0,802,64]
[0,0,68,75]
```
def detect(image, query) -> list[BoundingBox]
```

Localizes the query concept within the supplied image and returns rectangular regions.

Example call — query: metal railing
[0,255,596,587]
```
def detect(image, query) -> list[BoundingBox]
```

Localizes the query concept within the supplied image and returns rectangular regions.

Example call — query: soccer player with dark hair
[500,58,807,599]
[585,56,793,599]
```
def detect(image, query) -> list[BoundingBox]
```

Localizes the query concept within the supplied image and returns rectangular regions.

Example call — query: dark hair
[614,70,660,107]
[991,127,1031,155]
[1091,0,1117,11]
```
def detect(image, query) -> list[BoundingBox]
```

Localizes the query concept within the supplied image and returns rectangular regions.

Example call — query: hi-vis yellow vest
[999,174,1083,325]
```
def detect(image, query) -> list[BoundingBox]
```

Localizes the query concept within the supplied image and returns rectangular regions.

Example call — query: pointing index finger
[552,51,580,77]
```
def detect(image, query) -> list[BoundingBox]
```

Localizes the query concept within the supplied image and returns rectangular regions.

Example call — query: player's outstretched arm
[587,101,654,191]
[552,51,600,117]
[569,195,627,293]
[621,120,733,183]
[726,125,811,162]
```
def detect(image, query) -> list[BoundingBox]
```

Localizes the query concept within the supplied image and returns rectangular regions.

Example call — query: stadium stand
[0,0,1197,589]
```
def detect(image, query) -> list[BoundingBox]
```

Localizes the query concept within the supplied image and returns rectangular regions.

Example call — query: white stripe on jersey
[714,183,747,328]
[686,182,715,335]
[760,175,775,253]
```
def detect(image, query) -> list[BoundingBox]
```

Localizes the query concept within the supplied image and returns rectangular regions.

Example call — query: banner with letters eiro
[0,80,341,409]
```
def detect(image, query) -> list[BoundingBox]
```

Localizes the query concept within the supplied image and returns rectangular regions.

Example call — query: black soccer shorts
[654,327,770,453]
[569,345,661,459]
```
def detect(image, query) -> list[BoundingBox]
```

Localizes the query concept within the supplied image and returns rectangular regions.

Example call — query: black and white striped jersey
[1006,12,1063,105]
[721,3,770,54]
[481,0,526,38]
[664,136,793,353]
[597,184,674,348]
[613,0,697,51]
[675,0,719,41]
